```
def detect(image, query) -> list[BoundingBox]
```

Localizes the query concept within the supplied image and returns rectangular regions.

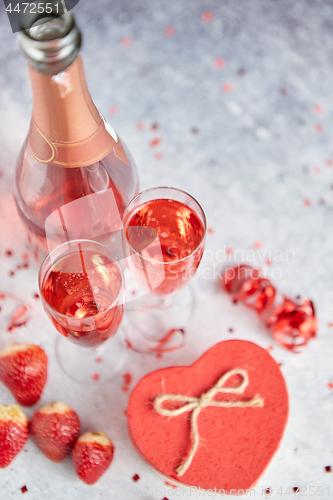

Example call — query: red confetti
[265,259,272,266]
[122,372,132,392]
[95,357,103,363]
[265,488,271,495]
[9,271,15,277]
[207,227,214,234]
[164,481,177,488]
[328,382,333,389]
[123,373,132,386]
[92,373,100,381]
[164,26,175,37]
[228,327,234,333]
[293,487,299,494]
[137,122,145,131]
[121,37,132,47]
[328,322,333,327]
[313,166,321,174]
[226,247,233,255]
[33,293,40,299]
[214,58,225,68]
[315,123,323,133]
[125,339,132,349]
[109,105,118,115]
[150,328,186,354]
[154,152,164,160]
[202,11,214,22]
[131,290,136,296]
[303,199,311,207]
[326,159,333,167]
[132,473,140,482]
[222,82,233,93]
[253,240,262,249]
[150,138,161,147]
[325,465,332,472]
[151,123,159,130]
[10,304,29,328]
[155,352,163,359]
[5,250,13,257]
[313,105,323,114]
[21,486,28,494]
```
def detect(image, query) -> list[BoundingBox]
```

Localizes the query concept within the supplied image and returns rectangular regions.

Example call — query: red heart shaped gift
[127,340,289,493]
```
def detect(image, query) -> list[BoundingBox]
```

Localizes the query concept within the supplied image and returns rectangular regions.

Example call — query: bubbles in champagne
[125,199,205,263]
[42,250,122,319]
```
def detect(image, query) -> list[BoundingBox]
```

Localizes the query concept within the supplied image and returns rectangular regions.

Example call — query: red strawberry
[31,402,80,462]
[0,342,48,406]
[0,404,29,468]
[72,432,114,485]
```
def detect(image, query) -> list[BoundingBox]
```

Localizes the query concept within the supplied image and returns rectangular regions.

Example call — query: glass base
[124,286,194,353]
[55,331,127,384]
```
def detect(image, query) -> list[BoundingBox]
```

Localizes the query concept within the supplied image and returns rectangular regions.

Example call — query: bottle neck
[28,55,101,143]
[27,55,125,168]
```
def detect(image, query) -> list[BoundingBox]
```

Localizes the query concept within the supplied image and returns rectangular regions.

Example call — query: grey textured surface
[0,0,333,498]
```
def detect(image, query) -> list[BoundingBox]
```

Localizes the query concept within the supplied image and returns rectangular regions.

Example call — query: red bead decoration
[222,264,317,352]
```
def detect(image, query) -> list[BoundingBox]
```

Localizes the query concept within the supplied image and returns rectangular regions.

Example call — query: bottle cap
[17,2,81,75]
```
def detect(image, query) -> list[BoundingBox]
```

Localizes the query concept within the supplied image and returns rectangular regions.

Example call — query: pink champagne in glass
[40,241,124,348]
[122,187,206,353]
[124,197,205,295]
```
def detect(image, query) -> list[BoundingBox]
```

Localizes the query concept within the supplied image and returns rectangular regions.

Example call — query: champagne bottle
[13,7,139,260]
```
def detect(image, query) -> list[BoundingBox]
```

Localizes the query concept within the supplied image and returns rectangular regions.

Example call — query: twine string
[153,368,264,476]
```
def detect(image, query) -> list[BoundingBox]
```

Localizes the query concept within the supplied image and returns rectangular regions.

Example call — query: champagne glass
[122,187,206,353]
[38,239,126,383]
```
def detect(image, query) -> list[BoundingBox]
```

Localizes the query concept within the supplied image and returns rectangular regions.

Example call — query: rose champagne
[124,199,205,294]
[41,247,124,347]
[14,9,138,260]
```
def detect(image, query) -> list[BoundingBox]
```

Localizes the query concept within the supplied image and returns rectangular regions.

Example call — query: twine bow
[153,368,264,476]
